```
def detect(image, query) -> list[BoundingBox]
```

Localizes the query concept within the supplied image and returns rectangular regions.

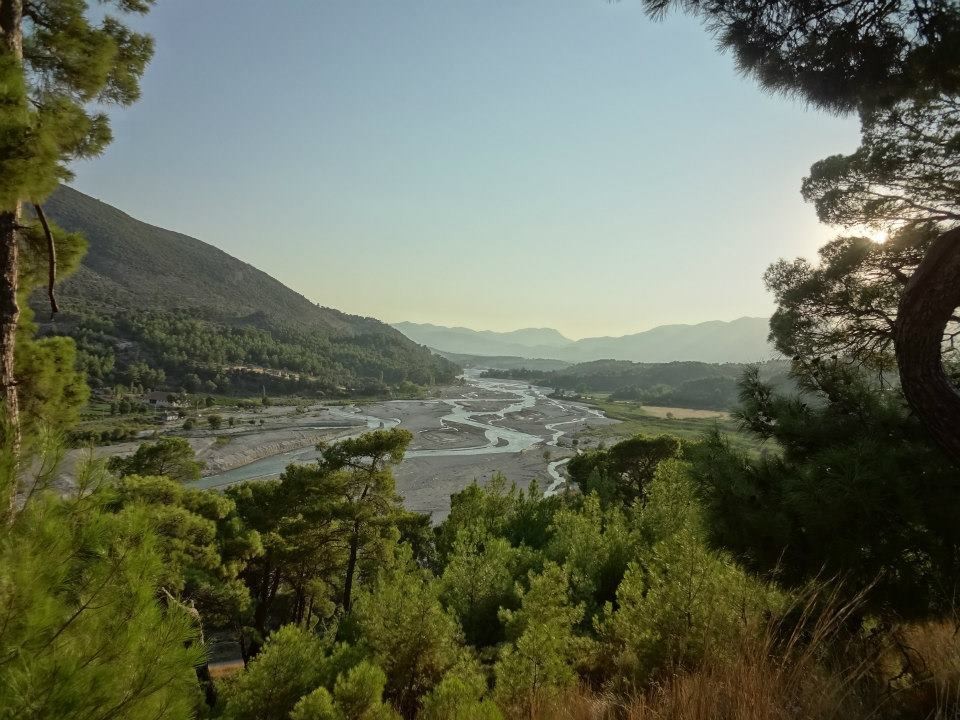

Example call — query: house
[143,391,179,409]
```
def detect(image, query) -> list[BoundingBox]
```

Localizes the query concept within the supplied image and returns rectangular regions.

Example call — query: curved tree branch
[31,202,58,314]
[894,225,960,464]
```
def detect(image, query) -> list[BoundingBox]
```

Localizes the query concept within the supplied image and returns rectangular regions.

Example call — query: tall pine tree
[0,0,153,486]
[641,0,960,461]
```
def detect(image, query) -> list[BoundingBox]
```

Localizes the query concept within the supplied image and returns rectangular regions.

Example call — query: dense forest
[2,1,960,720]
[29,187,458,396]
[484,359,793,411]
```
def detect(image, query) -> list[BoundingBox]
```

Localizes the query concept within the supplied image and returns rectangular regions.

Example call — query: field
[580,398,771,455]
[638,405,729,419]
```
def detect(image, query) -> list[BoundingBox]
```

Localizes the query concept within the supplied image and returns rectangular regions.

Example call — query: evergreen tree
[223,624,329,720]
[0,0,154,469]
[110,473,262,628]
[316,428,412,613]
[108,437,205,483]
[0,452,202,719]
[493,563,590,716]
[350,553,465,718]
[692,366,960,617]
[642,0,960,461]
[439,526,527,648]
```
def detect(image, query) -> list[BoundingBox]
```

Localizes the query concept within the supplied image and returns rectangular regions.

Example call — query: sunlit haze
[71,0,860,339]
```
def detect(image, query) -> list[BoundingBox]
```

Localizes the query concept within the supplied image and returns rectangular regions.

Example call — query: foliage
[599,461,784,687]
[14,220,89,447]
[107,436,205,482]
[545,495,636,617]
[317,428,412,612]
[0,453,202,720]
[439,526,527,648]
[803,97,960,229]
[567,433,682,505]
[691,366,960,618]
[419,668,503,720]
[222,430,413,654]
[641,1,960,112]
[223,624,329,720]
[602,525,780,687]
[765,223,958,376]
[110,472,261,627]
[493,563,591,714]
[350,554,466,718]
[290,662,400,720]
[0,2,154,211]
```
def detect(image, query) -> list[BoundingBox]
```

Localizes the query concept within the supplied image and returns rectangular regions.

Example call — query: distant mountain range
[393,318,777,364]
[33,186,457,392]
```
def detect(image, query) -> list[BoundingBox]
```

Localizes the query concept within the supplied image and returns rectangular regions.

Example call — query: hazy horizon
[391,316,769,342]
[70,0,859,338]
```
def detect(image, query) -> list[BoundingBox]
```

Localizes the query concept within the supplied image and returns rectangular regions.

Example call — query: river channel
[193,371,605,494]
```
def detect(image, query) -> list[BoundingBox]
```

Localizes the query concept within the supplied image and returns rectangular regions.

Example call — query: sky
[71,0,861,340]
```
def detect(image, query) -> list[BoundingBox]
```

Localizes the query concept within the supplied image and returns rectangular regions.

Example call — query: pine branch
[32,202,58,314]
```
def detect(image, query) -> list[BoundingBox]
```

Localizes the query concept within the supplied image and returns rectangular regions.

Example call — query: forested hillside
[487,359,793,411]
[30,187,457,395]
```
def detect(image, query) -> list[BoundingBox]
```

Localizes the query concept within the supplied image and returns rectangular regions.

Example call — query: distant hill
[434,350,572,372]
[485,358,793,411]
[394,318,777,364]
[33,186,457,394]
[392,322,574,357]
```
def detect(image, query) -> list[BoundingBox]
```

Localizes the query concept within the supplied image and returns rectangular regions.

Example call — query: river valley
[187,370,615,519]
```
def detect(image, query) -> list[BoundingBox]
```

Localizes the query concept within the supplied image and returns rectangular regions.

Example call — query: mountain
[433,351,572,372]
[394,318,777,364]
[33,186,457,394]
[391,322,573,357]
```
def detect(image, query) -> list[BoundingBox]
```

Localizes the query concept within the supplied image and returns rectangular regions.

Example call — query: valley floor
[68,371,618,520]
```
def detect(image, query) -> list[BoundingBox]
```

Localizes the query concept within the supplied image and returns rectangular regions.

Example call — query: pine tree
[642,0,960,461]
[0,450,202,720]
[0,0,154,481]
[316,428,412,613]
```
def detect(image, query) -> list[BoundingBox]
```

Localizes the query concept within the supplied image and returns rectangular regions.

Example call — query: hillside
[434,350,572,372]
[395,317,777,364]
[33,186,457,395]
[485,358,793,411]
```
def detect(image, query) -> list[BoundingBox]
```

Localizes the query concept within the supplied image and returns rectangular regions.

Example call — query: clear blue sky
[72,0,860,340]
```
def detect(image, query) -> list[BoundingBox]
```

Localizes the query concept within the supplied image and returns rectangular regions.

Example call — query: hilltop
[32,186,457,395]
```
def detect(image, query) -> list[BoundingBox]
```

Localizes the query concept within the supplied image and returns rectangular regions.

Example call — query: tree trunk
[0,209,20,465]
[342,518,361,613]
[1,0,23,508]
[894,226,960,465]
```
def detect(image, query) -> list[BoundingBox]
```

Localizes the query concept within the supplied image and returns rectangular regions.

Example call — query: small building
[143,391,179,409]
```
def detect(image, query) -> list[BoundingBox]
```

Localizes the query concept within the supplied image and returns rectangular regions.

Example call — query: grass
[581,398,772,456]
[515,595,960,720]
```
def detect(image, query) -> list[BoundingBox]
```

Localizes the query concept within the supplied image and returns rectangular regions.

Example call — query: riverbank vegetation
[483,359,793,412]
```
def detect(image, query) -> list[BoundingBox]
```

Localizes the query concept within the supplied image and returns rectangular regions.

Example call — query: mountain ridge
[34,186,457,393]
[393,317,777,364]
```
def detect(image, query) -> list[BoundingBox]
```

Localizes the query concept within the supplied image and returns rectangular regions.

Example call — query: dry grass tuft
[520,589,960,720]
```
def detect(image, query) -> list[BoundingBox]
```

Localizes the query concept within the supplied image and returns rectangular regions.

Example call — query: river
[193,370,604,494]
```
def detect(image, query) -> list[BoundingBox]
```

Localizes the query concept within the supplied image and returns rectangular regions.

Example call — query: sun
[845,225,890,244]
